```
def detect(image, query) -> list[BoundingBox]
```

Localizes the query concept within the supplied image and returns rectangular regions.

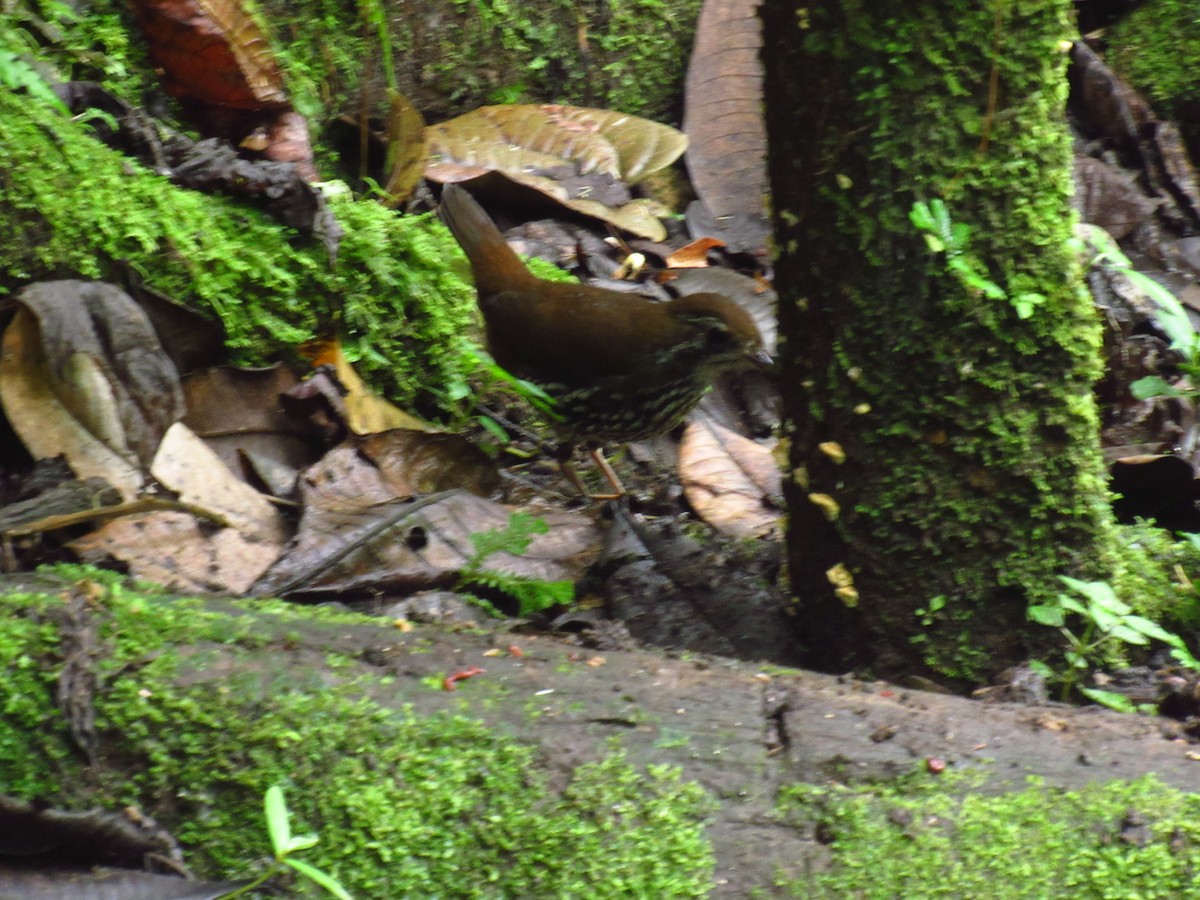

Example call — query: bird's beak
[751,347,773,368]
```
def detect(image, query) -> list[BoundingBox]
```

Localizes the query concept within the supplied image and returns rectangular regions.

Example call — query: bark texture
[761,1,1120,679]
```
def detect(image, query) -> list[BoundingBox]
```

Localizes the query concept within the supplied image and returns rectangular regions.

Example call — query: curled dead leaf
[678,413,782,539]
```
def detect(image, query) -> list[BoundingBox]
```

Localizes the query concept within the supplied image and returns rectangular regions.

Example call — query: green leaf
[1107,624,1149,645]
[909,201,935,232]
[1058,595,1088,617]
[1027,658,1055,678]
[284,833,320,853]
[264,786,291,858]
[1122,269,1197,349]
[285,858,354,899]
[1119,615,1177,643]
[1058,576,1119,607]
[1078,686,1137,713]
[1130,375,1185,400]
[1171,646,1200,671]
[476,415,510,443]
[1027,604,1064,627]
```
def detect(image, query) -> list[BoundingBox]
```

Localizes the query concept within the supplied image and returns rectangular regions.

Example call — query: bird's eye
[705,322,732,347]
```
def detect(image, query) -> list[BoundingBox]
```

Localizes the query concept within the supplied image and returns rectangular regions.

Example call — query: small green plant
[1085,232,1200,400]
[909,198,1046,318]
[219,786,352,899]
[0,50,68,114]
[914,594,947,627]
[1027,576,1200,711]
[458,511,574,616]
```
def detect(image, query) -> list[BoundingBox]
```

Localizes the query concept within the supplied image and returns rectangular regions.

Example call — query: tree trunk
[761,1,1121,680]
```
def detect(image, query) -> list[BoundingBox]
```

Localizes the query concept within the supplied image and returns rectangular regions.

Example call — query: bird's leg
[555,444,625,500]
[589,448,626,498]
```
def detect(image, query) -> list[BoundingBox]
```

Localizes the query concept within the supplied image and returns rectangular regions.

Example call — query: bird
[439,182,770,495]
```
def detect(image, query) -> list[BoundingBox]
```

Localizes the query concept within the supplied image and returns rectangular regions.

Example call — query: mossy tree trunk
[761,1,1122,680]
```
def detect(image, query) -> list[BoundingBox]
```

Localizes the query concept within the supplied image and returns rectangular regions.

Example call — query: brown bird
[439,183,769,494]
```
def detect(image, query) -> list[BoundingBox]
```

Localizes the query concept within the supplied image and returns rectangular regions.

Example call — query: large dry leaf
[68,423,289,593]
[428,104,687,184]
[382,90,430,207]
[679,414,782,539]
[426,104,685,240]
[129,0,288,109]
[151,422,288,544]
[683,0,767,219]
[252,460,597,597]
[0,281,184,500]
[69,510,281,594]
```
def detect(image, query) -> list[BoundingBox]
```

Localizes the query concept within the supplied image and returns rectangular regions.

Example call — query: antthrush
[439,183,769,493]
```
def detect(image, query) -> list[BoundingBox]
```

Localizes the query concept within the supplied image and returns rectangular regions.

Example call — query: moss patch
[0,569,716,896]
[776,770,1200,898]
[0,88,477,414]
[267,0,702,127]
[1106,1,1200,152]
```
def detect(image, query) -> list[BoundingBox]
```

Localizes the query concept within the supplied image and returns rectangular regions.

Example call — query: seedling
[218,786,351,899]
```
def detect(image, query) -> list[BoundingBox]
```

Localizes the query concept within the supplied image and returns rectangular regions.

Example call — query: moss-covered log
[0,89,476,415]
[762,1,1125,680]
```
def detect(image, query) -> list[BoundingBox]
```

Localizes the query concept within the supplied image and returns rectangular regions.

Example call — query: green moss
[267,0,701,127]
[1107,2,1200,133]
[776,770,1200,898]
[0,571,716,896]
[0,89,477,414]
[765,2,1129,680]
[1114,522,1200,633]
[1,1,158,104]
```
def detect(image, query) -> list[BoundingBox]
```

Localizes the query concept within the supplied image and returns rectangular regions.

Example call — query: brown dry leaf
[426,104,686,240]
[252,472,598,598]
[68,423,289,592]
[356,430,500,499]
[428,104,686,183]
[0,281,185,500]
[683,0,767,219]
[69,510,277,593]
[382,89,430,207]
[679,413,782,539]
[151,422,288,545]
[666,237,726,269]
[301,339,431,435]
[128,0,288,110]
[182,363,321,487]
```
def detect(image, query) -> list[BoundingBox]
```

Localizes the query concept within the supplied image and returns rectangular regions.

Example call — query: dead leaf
[426,104,687,240]
[151,422,288,545]
[67,422,290,593]
[252,481,598,599]
[679,413,782,539]
[428,104,686,184]
[0,281,185,500]
[70,510,281,594]
[665,237,725,269]
[300,339,432,435]
[129,0,289,110]
[382,89,429,207]
[683,0,768,220]
[181,363,322,488]
[355,430,500,498]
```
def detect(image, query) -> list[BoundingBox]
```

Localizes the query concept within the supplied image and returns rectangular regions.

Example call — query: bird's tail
[440,184,535,297]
